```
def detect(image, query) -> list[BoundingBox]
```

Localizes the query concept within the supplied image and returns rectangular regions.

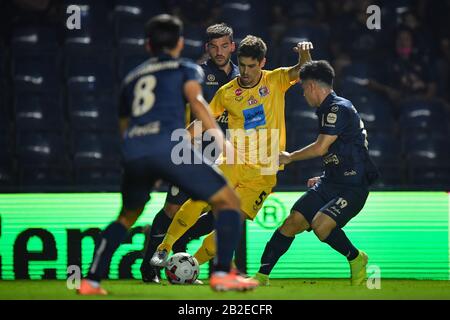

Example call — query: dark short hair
[206,23,233,42]
[237,35,267,62]
[300,60,335,87]
[145,14,183,54]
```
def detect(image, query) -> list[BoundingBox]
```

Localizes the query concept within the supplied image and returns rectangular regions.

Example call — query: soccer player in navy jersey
[78,15,257,295]
[254,60,379,286]
[139,23,240,283]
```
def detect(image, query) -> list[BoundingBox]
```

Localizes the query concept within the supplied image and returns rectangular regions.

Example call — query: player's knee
[210,186,240,211]
[119,207,144,229]
[164,203,181,218]
[279,211,309,237]
[311,221,331,242]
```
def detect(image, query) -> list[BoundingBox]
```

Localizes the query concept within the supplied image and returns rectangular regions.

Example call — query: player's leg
[150,162,238,267]
[311,187,369,285]
[150,198,209,266]
[156,146,257,291]
[173,211,215,253]
[193,230,216,264]
[140,186,188,282]
[191,174,275,270]
[208,185,258,291]
[254,188,324,285]
[79,159,154,295]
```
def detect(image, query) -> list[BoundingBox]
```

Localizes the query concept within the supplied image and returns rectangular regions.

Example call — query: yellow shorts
[218,163,277,220]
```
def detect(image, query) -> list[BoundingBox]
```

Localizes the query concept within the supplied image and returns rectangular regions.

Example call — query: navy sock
[141,208,172,268]
[323,228,359,261]
[213,210,242,273]
[259,229,294,275]
[87,221,127,282]
[173,211,214,253]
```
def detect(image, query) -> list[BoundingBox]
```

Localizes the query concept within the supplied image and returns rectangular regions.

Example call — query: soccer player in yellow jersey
[151,36,313,269]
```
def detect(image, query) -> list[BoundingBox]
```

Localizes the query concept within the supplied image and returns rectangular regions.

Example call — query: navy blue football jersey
[316,92,374,186]
[200,59,239,133]
[119,54,204,160]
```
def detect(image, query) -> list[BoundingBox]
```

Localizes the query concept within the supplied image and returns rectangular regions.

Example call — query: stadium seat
[280,26,331,65]
[63,2,113,53]
[16,133,69,167]
[65,56,115,94]
[117,54,147,80]
[338,61,374,97]
[115,18,145,50]
[350,92,397,134]
[11,26,60,55]
[220,2,254,36]
[0,163,16,187]
[14,95,65,133]
[0,131,14,166]
[399,99,449,134]
[285,83,309,112]
[404,135,449,187]
[367,134,404,186]
[68,95,119,132]
[74,166,122,188]
[114,0,164,19]
[12,54,61,93]
[19,167,73,187]
[71,133,121,168]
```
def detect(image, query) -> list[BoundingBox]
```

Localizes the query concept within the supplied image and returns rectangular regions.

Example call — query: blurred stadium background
[0,0,449,293]
[0,0,449,191]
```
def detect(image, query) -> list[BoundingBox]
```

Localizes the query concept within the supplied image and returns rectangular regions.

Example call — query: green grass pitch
[0,279,449,300]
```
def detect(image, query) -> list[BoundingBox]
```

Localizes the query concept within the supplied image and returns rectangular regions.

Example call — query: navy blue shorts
[292,181,369,228]
[165,184,190,205]
[121,141,226,210]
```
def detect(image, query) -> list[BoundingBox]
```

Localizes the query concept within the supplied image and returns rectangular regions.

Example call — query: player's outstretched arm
[184,80,227,154]
[287,41,314,82]
[279,134,337,165]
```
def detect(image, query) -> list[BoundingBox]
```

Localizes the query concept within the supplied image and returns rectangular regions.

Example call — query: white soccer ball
[164,252,200,284]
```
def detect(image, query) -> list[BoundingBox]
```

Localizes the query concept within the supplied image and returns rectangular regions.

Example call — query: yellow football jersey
[209,68,294,172]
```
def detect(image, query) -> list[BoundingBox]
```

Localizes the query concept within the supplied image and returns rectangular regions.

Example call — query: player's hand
[307,176,321,188]
[293,41,313,65]
[279,151,292,165]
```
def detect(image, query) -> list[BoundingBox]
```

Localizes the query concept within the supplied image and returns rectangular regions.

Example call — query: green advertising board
[0,192,448,280]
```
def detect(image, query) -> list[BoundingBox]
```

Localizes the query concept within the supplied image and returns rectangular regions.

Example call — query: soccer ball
[164,252,200,284]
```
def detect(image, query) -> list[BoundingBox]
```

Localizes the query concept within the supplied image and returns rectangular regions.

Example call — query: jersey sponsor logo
[216,112,228,124]
[170,186,180,196]
[235,88,243,96]
[323,153,340,165]
[243,104,266,130]
[326,113,337,124]
[344,170,357,176]
[206,74,218,85]
[258,86,270,97]
[127,121,160,138]
[331,105,339,112]
[235,96,244,102]
[247,95,258,106]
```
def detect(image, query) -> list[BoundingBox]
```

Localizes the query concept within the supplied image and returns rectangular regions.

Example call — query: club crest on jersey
[326,113,337,124]
[247,95,258,106]
[331,105,339,112]
[207,74,215,82]
[258,86,270,97]
[235,88,243,96]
